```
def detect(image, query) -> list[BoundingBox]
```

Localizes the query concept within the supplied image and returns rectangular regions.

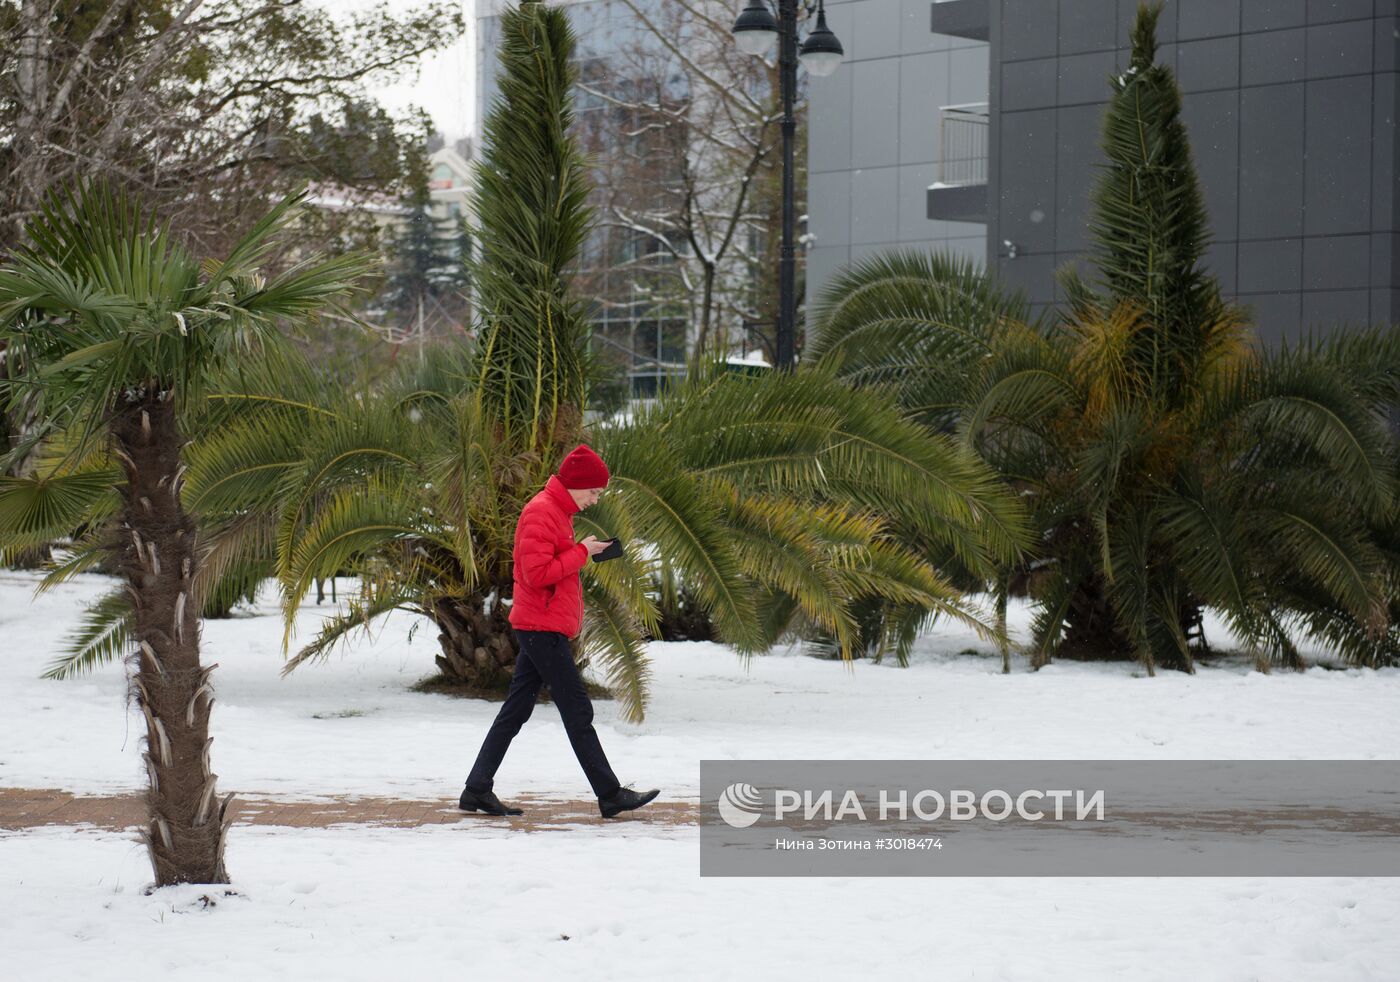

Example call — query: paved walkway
[0,787,697,834]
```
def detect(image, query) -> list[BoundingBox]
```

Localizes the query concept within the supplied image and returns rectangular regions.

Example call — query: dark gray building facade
[811,0,1400,341]
[805,1,990,310]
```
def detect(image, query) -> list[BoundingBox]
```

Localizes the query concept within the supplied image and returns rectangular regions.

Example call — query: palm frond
[1264,506,1387,633]
[41,589,132,679]
[279,477,440,647]
[0,469,119,557]
[37,535,112,591]
[810,250,1029,427]
[283,587,421,675]
[580,574,653,723]
[0,180,375,437]
[592,431,763,651]
[1156,481,1264,640]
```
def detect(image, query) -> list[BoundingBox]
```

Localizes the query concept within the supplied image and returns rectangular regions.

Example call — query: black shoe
[459,787,523,816]
[599,784,660,819]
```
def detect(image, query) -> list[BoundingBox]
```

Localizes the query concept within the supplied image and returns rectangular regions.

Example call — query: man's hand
[580,535,611,557]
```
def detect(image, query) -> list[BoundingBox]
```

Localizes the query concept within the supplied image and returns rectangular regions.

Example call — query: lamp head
[799,6,844,77]
[732,0,778,56]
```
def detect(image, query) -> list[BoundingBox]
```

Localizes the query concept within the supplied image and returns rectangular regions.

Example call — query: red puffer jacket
[508,475,590,637]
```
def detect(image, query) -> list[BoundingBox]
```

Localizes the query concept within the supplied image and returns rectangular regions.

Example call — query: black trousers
[465,629,620,799]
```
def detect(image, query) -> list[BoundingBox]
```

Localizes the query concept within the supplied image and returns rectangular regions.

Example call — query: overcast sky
[312,0,476,141]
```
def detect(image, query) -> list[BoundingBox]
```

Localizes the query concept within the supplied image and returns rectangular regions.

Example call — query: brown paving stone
[8,788,1397,839]
[0,787,699,833]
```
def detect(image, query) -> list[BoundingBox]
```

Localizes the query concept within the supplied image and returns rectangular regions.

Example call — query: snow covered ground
[3,570,1399,980]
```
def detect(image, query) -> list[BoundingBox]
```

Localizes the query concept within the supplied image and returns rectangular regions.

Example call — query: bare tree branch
[44,0,136,128]
[573,0,794,363]
[93,0,209,158]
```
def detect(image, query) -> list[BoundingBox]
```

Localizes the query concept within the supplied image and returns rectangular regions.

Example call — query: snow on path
[3,825,1396,982]
[3,571,1400,981]
[2,571,1398,803]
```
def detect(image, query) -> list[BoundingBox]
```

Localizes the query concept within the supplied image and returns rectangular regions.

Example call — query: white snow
[725,350,771,368]
[3,570,1399,980]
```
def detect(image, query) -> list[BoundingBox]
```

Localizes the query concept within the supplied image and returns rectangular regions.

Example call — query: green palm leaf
[40,589,132,680]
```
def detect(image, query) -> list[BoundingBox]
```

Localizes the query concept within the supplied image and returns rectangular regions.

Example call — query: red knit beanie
[557,443,610,489]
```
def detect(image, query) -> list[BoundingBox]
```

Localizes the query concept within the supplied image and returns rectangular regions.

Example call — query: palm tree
[185,346,564,698]
[3,1,1030,729]
[0,355,322,677]
[811,3,1400,673]
[0,183,372,885]
[604,360,1028,665]
[470,0,591,453]
[806,251,1034,437]
[178,346,1026,723]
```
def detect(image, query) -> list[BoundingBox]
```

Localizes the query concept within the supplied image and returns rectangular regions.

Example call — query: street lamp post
[731,0,844,372]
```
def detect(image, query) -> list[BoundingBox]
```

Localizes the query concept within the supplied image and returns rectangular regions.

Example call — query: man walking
[460,444,660,819]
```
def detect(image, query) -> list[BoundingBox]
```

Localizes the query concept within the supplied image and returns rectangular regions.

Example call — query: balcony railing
[937,102,989,188]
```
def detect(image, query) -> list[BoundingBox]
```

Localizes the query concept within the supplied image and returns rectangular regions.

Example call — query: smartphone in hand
[593,537,623,563]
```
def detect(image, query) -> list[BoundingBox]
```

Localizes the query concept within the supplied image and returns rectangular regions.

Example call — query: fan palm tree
[811,3,1400,673]
[0,183,372,885]
[0,358,322,682]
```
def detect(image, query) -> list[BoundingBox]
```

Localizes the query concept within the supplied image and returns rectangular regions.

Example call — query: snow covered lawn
[3,570,1399,980]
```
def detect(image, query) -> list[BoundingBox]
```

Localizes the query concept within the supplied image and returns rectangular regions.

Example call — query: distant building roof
[428,146,472,191]
[302,181,406,215]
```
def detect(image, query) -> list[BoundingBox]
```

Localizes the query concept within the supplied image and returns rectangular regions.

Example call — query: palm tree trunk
[1059,576,1202,674]
[656,582,715,642]
[432,594,517,690]
[996,577,1010,675]
[112,393,230,886]
[1060,576,1133,661]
